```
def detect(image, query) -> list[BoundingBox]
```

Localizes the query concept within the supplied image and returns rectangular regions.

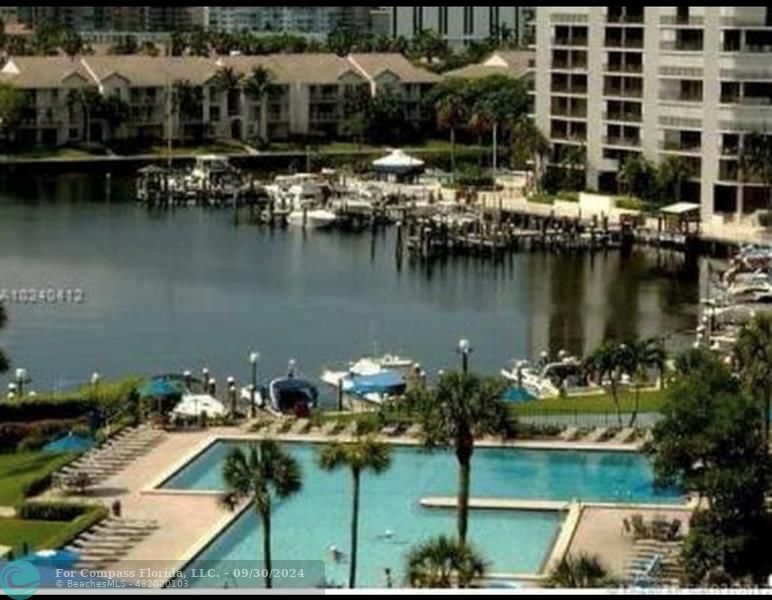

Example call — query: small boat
[321,354,417,405]
[287,208,339,229]
[240,361,319,416]
[172,393,227,418]
[501,355,594,399]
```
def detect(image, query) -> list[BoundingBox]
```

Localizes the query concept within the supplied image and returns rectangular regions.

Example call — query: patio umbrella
[42,432,94,454]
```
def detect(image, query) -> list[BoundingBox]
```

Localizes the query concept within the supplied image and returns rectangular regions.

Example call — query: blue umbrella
[502,386,535,403]
[42,433,94,454]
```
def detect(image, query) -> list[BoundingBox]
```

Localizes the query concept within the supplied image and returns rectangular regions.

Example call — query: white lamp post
[457,338,472,375]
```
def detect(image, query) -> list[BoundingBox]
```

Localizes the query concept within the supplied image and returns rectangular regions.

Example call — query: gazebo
[372,149,425,183]
[657,202,701,235]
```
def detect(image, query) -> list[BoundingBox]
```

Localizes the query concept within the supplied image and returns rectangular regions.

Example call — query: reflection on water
[0,173,700,392]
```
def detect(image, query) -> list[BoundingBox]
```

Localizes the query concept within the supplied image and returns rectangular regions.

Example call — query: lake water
[0,172,703,396]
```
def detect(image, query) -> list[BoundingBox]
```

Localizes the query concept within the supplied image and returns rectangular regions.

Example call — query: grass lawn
[508,388,667,416]
[0,518,68,554]
[0,452,74,506]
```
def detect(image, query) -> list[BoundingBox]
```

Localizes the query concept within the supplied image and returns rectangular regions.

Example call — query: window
[489,6,500,36]
[438,7,448,35]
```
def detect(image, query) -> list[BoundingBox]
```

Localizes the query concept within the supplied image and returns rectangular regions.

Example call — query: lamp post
[15,368,28,397]
[288,358,296,378]
[7,382,16,400]
[202,368,210,391]
[90,372,100,401]
[249,352,259,419]
[457,338,472,375]
[183,370,192,391]
[228,380,237,417]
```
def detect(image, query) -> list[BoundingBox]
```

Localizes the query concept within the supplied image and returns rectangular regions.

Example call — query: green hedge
[0,400,95,424]
[0,419,84,453]
[39,505,108,553]
[17,501,87,521]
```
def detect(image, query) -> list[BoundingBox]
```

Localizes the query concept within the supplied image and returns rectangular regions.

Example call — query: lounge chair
[380,423,400,436]
[631,514,649,539]
[289,418,310,434]
[585,427,609,442]
[339,421,358,437]
[318,421,338,436]
[263,420,285,436]
[612,427,636,444]
[559,426,580,441]
[404,423,422,437]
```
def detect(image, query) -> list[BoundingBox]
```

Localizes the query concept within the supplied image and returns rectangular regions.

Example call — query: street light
[228,381,237,417]
[15,368,28,396]
[288,358,296,378]
[457,338,472,375]
[183,370,192,391]
[249,352,260,419]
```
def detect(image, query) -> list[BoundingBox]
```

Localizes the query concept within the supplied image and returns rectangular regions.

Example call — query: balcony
[603,136,641,147]
[660,40,704,52]
[660,15,704,26]
[659,91,703,103]
[554,35,588,47]
[551,106,587,118]
[605,62,643,74]
[603,111,642,123]
[551,83,588,95]
[660,140,702,153]
[603,86,643,99]
[604,37,644,49]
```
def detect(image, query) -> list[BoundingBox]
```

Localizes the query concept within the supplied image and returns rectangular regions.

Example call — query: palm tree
[221,440,302,589]
[67,87,102,143]
[411,371,511,543]
[658,155,694,204]
[739,131,772,210]
[625,337,666,427]
[584,341,627,426]
[406,535,486,588]
[244,66,274,142]
[545,553,612,588]
[171,79,203,142]
[211,66,243,118]
[0,303,9,374]
[510,117,550,191]
[317,437,391,588]
[558,143,587,191]
[434,86,469,181]
[735,314,772,443]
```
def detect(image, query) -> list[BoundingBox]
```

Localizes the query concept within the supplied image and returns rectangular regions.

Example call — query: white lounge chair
[612,427,636,444]
[585,427,609,442]
[559,426,580,441]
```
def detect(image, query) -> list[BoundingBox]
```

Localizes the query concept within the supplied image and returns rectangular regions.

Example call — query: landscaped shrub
[17,501,87,521]
[0,419,83,452]
[758,210,772,228]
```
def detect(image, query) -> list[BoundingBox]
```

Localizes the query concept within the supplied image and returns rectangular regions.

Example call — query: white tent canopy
[659,202,700,215]
[372,149,425,173]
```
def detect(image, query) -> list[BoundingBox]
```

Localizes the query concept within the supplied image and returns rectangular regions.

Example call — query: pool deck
[48,426,671,588]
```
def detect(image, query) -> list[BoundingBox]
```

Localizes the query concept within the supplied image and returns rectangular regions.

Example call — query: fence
[515,409,662,428]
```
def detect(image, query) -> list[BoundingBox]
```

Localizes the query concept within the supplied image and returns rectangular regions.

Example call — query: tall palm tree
[510,117,550,191]
[244,66,274,142]
[658,155,694,204]
[434,86,469,181]
[67,87,102,143]
[584,341,627,426]
[221,440,302,589]
[411,371,511,543]
[317,437,391,588]
[171,79,203,142]
[211,66,244,118]
[0,303,9,374]
[739,131,772,210]
[406,535,486,588]
[545,553,612,588]
[625,337,667,427]
[735,314,772,443]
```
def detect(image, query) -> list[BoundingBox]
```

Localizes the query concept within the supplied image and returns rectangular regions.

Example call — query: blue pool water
[165,441,682,588]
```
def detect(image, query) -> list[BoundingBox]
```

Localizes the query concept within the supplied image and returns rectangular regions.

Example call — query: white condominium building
[534,6,772,219]
[203,7,372,37]
[390,7,535,47]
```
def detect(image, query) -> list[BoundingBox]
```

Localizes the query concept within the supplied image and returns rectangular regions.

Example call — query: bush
[17,501,87,521]
[758,210,772,228]
[456,166,495,189]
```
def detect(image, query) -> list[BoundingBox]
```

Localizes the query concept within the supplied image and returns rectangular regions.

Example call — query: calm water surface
[0,173,703,393]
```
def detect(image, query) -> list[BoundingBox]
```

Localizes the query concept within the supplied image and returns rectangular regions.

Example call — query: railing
[552,132,587,142]
[603,136,641,147]
[605,63,644,74]
[660,40,704,52]
[660,15,705,26]
[606,14,644,24]
[551,13,588,24]
[659,115,702,129]
[604,86,643,98]
[659,92,703,102]
[551,107,588,118]
[604,38,644,49]
[554,36,588,47]
[551,60,588,70]
[659,66,703,78]
[721,16,772,27]
[660,141,702,152]
[551,84,588,94]
[603,112,642,122]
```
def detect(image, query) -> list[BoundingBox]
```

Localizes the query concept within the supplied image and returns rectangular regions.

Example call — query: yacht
[287,207,339,229]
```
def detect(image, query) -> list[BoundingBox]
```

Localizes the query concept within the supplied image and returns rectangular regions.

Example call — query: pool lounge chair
[612,427,637,444]
[339,421,358,437]
[289,418,310,434]
[559,426,580,441]
[585,427,609,442]
[404,423,422,437]
[318,421,338,436]
[380,423,400,436]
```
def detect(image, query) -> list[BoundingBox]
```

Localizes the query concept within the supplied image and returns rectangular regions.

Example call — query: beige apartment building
[534,6,772,221]
[0,53,439,147]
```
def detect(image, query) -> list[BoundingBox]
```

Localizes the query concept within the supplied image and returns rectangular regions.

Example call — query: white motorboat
[321,354,418,405]
[287,208,339,228]
[171,393,227,418]
[501,356,594,399]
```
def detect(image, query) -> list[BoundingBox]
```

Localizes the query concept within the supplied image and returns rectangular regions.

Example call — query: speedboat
[287,208,338,229]
[501,355,594,399]
[171,393,227,418]
[321,354,417,405]
[240,361,319,416]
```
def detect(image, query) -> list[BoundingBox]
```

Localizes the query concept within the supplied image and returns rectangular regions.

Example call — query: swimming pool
[164,441,682,588]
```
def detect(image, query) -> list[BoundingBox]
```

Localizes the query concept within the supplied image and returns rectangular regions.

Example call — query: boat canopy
[272,377,319,413]
[347,370,406,396]
[372,149,425,174]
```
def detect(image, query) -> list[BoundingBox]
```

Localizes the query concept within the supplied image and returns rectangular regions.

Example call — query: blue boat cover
[42,433,95,453]
[348,370,406,396]
[503,386,535,403]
